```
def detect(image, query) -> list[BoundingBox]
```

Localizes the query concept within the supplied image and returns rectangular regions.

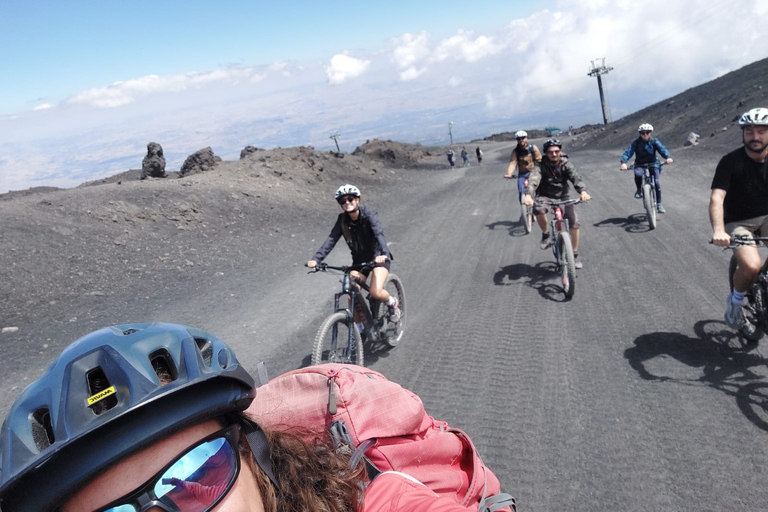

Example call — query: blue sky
[1,0,767,192]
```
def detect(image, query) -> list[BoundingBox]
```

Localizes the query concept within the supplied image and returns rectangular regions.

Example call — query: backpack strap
[477,463,517,512]
[255,361,269,386]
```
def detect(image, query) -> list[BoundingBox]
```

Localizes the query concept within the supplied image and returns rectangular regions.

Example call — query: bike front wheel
[312,311,364,366]
[557,232,576,299]
[378,273,407,347]
[642,183,656,230]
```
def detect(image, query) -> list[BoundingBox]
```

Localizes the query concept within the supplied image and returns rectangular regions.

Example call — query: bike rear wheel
[312,311,364,366]
[728,255,765,341]
[557,232,576,299]
[377,273,406,348]
[642,183,656,230]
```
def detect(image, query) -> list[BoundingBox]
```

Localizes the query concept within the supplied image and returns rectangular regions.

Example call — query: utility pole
[587,58,613,124]
[330,133,341,152]
[448,122,453,145]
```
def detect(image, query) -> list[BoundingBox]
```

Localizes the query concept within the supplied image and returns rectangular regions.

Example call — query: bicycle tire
[642,183,656,229]
[312,311,364,366]
[378,273,407,347]
[557,232,576,299]
[522,203,533,234]
[727,255,765,341]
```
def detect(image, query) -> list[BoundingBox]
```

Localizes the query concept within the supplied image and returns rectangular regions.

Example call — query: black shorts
[354,258,391,277]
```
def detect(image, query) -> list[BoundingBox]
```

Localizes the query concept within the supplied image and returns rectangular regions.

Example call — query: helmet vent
[122,328,139,335]
[30,409,54,451]
[87,367,118,415]
[194,337,213,366]
[150,349,178,384]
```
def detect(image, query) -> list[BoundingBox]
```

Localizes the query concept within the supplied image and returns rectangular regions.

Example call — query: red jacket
[365,472,489,512]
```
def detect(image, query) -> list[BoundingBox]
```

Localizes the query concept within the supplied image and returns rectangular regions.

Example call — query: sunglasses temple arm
[246,428,278,488]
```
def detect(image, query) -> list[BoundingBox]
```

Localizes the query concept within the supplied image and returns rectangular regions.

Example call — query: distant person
[461,147,470,167]
[447,148,456,168]
[710,107,768,330]
[620,123,673,213]
[476,146,483,163]
[523,139,591,268]
[504,130,542,203]
[307,184,400,325]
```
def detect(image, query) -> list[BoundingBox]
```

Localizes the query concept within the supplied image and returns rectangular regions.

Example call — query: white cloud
[33,103,54,111]
[434,29,504,63]
[65,68,265,108]
[392,32,431,69]
[325,54,371,84]
[399,66,427,81]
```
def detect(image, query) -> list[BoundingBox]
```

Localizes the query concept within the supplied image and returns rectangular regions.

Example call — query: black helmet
[0,322,255,512]
[542,138,562,152]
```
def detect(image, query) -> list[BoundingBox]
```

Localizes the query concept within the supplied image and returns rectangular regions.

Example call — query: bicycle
[308,261,406,366]
[630,162,667,230]
[535,198,581,299]
[722,236,768,342]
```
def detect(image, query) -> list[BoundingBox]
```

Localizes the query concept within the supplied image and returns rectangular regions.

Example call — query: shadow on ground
[624,320,768,431]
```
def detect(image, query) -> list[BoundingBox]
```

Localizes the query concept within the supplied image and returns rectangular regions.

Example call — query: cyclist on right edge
[710,107,768,330]
[504,130,542,200]
[523,139,591,268]
[620,123,673,213]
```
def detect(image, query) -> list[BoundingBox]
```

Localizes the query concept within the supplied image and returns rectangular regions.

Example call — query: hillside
[571,57,768,152]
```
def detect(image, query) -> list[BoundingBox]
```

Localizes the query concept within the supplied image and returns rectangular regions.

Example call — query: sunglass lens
[153,437,238,512]
[337,195,355,204]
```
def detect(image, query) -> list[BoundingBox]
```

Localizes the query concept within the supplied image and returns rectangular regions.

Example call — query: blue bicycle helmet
[0,322,258,512]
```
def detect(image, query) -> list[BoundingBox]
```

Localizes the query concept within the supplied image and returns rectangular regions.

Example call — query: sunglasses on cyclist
[337,195,358,205]
[95,423,243,512]
[639,131,651,135]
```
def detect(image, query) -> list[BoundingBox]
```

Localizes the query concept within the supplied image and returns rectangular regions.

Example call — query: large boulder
[240,146,263,159]
[179,147,222,176]
[140,142,167,179]
[684,132,700,147]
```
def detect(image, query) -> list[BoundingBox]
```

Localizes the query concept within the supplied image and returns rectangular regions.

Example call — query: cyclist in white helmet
[619,123,673,213]
[711,107,768,330]
[504,130,542,203]
[307,184,400,322]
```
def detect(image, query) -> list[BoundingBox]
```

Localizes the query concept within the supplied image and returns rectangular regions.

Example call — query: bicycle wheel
[312,311,364,366]
[521,203,533,234]
[727,255,764,341]
[642,183,656,229]
[557,232,576,299]
[375,274,406,347]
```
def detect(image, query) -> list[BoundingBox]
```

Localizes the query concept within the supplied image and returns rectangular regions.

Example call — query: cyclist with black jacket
[307,184,400,322]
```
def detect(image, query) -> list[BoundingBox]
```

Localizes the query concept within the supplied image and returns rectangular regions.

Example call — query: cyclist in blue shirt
[620,123,673,213]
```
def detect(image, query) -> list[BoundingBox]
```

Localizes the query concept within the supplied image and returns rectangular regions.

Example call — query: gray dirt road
[3,141,768,511]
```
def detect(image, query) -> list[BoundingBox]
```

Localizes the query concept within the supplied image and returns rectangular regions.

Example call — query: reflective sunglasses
[95,423,242,512]
[640,131,652,135]
[337,195,357,205]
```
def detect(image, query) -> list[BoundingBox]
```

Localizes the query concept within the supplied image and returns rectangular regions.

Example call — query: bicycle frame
[549,204,570,260]
[334,271,381,342]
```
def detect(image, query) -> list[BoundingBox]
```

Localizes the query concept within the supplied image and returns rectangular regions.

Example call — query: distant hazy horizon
[1,0,766,193]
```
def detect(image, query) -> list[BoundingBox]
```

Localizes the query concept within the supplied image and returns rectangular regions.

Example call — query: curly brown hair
[241,429,365,512]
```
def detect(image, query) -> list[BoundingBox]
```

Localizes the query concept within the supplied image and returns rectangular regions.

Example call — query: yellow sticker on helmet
[87,386,116,406]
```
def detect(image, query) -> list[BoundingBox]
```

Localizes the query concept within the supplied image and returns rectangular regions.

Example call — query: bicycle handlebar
[632,162,669,169]
[533,198,582,207]
[306,261,378,274]
[708,235,768,248]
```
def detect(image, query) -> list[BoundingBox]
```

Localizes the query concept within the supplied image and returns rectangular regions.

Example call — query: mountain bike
[632,162,667,230]
[535,198,581,299]
[308,261,406,366]
[723,236,768,342]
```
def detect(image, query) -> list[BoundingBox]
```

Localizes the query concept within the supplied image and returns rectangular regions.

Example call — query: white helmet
[515,130,528,139]
[738,108,768,127]
[334,184,361,199]
[638,123,653,132]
